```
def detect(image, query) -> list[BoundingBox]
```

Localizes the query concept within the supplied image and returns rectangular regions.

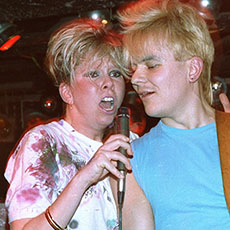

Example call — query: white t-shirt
[5,119,138,230]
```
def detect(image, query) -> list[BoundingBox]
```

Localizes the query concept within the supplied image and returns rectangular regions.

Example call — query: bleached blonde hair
[45,18,130,86]
[118,0,215,105]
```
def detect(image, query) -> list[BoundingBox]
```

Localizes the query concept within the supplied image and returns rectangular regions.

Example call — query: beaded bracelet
[45,206,67,230]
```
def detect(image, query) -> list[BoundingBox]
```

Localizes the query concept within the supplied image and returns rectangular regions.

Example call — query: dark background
[0,0,230,200]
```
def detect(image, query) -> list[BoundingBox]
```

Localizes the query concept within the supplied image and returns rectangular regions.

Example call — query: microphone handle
[116,107,130,209]
[117,147,127,206]
[117,147,128,171]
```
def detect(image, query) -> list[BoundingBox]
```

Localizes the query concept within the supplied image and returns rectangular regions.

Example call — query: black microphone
[116,106,130,209]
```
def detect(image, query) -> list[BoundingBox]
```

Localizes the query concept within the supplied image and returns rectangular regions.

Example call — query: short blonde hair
[45,18,130,86]
[118,0,215,105]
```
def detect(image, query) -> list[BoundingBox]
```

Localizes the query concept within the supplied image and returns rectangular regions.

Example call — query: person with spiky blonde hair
[118,0,230,229]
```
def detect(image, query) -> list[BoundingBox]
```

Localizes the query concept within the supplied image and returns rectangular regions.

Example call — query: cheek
[75,81,95,97]
[72,85,96,109]
[157,69,180,95]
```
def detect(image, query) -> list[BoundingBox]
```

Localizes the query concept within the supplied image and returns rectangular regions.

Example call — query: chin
[145,107,154,116]
[145,108,160,118]
[101,116,115,127]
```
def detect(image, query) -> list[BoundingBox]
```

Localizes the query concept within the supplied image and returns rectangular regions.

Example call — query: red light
[44,99,54,109]
[0,35,21,51]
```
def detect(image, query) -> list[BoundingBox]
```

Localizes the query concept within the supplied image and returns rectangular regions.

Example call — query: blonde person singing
[4,18,137,230]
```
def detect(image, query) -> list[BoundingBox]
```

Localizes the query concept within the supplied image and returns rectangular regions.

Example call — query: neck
[64,109,104,142]
[161,99,215,129]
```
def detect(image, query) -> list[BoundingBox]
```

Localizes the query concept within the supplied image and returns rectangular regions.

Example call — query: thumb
[219,93,230,113]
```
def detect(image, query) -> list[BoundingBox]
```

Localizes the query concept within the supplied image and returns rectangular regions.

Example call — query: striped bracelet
[45,206,67,230]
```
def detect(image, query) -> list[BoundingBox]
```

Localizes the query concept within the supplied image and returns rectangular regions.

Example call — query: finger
[84,152,122,182]
[104,134,129,145]
[102,160,125,179]
[100,138,133,157]
[122,143,133,157]
[91,148,132,172]
[117,145,133,158]
[91,150,129,179]
[219,93,230,113]
[106,150,132,170]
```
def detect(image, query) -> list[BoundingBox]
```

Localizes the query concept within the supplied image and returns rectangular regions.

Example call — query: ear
[187,56,203,83]
[59,82,73,105]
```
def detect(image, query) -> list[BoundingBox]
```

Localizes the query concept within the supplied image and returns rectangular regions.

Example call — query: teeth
[105,104,114,111]
[100,97,114,111]
[102,97,114,102]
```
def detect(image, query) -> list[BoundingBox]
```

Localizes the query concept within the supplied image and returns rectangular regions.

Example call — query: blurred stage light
[91,12,100,20]
[22,95,59,130]
[212,76,227,110]
[40,95,58,114]
[0,23,21,51]
[181,0,222,22]
[81,9,111,25]
[21,91,62,131]
[212,76,227,94]
[201,0,209,7]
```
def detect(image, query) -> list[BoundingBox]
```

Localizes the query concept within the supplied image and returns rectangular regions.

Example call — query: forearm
[11,168,92,230]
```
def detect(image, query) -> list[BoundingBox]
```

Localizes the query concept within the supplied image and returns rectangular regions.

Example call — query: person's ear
[59,82,73,105]
[187,56,203,83]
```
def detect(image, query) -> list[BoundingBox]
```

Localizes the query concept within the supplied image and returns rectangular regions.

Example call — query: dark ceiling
[0,0,230,96]
[0,0,133,91]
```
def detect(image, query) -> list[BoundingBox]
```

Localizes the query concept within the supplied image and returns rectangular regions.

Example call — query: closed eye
[146,63,160,69]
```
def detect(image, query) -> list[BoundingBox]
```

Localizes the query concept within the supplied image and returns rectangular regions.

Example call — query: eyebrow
[139,55,161,63]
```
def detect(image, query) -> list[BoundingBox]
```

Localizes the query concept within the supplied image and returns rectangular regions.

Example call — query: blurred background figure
[122,83,160,136]
[122,90,147,136]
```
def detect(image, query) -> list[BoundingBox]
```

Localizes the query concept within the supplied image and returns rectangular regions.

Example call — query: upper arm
[122,171,154,230]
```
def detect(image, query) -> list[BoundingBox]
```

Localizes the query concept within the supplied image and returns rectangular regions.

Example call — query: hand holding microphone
[82,107,131,187]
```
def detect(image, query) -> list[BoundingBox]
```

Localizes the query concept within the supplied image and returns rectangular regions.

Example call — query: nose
[101,75,114,90]
[131,67,146,89]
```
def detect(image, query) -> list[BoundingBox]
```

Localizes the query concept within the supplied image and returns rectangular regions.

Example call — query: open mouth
[99,96,114,111]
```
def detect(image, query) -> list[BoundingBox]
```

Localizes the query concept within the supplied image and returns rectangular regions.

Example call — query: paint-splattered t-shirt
[5,119,135,230]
